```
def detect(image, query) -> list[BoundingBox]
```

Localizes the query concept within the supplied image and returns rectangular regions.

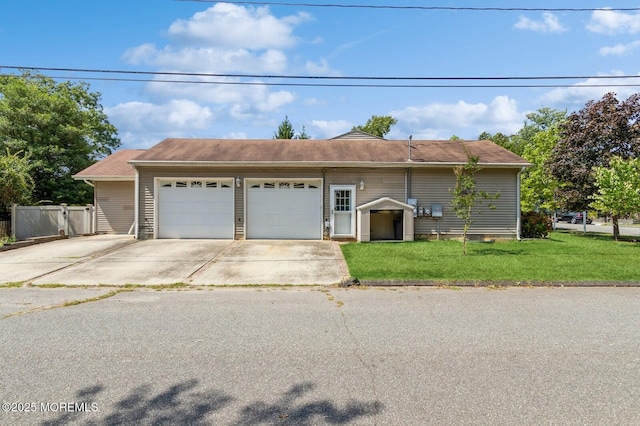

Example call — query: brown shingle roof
[73,149,145,180]
[131,138,529,166]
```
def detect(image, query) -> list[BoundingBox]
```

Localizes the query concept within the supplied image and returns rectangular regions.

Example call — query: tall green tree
[590,157,640,240]
[273,116,310,139]
[0,72,120,204]
[478,131,515,153]
[520,126,560,212]
[352,115,397,138]
[0,149,34,210]
[450,149,500,255]
[479,108,566,156]
[548,93,640,230]
[273,116,296,139]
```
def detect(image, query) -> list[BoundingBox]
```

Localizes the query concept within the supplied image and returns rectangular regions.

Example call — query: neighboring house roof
[73,149,145,180]
[130,138,530,168]
[331,130,384,140]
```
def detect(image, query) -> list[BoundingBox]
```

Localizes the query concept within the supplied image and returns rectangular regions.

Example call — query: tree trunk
[612,215,620,241]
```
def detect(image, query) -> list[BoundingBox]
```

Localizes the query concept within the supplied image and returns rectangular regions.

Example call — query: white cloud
[599,40,640,56]
[167,3,310,49]
[303,98,327,107]
[106,100,218,148]
[106,100,214,133]
[587,9,640,34]
[539,73,640,106]
[514,13,567,33]
[390,96,525,139]
[124,46,288,74]
[308,120,352,138]
[304,59,340,76]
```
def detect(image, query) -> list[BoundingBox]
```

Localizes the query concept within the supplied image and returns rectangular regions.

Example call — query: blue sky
[3,1,640,149]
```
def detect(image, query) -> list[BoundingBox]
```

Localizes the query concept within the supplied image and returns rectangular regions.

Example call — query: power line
[3,65,640,83]
[175,1,640,13]
[4,74,640,89]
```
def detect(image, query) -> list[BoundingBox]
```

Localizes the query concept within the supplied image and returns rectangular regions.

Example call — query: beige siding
[324,169,406,221]
[95,181,135,234]
[410,168,518,238]
[136,165,519,240]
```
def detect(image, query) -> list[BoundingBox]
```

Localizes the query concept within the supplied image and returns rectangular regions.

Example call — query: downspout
[83,179,95,188]
[134,168,140,239]
[516,167,525,240]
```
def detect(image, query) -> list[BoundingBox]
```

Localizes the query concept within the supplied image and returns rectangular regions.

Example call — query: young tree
[0,72,120,205]
[352,115,397,138]
[0,149,34,209]
[273,116,296,139]
[590,157,640,240]
[298,125,310,140]
[548,93,640,232]
[450,149,500,255]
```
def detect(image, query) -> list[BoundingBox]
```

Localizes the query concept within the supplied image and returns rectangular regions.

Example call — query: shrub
[521,211,552,238]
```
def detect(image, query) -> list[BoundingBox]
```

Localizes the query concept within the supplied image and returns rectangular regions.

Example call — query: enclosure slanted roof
[73,149,145,180]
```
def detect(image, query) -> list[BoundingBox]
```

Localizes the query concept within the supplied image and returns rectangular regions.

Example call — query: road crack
[327,290,381,424]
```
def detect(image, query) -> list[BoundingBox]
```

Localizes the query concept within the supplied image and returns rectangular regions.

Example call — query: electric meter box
[431,203,443,218]
[407,198,418,217]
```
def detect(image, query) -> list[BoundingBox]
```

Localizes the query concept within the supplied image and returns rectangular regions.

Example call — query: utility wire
[175,1,640,13]
[3,65,640,83]
[4,74,640,89]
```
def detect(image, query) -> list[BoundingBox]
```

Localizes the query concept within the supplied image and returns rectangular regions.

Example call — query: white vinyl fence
[11,204,95,241]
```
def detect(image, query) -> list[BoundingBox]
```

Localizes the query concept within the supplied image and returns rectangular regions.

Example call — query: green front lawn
[340,231,640,283]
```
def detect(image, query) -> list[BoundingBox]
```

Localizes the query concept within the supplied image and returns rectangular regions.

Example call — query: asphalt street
[1,287,639,425]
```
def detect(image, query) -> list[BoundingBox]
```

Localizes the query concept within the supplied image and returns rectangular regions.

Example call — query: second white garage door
[246,180,322,239]
[157,179,234,239]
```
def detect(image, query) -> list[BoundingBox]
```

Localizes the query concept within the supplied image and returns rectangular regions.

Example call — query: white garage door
[246,180,322,239]
[157,179,234,239]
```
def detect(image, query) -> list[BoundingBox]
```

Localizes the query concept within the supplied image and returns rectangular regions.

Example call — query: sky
[3,1,640,149]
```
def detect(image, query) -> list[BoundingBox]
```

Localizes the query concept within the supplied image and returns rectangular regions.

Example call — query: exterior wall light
[236,177,241,187]
[359,179,365,190]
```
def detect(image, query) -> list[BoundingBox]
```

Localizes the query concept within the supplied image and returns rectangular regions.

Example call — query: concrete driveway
[0,236,348,286]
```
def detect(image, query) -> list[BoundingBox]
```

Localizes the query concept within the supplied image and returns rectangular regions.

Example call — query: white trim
[134,169,139,238]
[330,185,357,238]
[72,176,135,181]
[517,167,524,240]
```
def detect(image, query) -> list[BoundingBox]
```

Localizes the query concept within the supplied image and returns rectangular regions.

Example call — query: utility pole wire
[3,65,640,83]
[4,74,640,89]
[175,0,640,13]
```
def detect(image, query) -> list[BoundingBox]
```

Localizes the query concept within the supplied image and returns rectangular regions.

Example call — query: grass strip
[1,289,134,319]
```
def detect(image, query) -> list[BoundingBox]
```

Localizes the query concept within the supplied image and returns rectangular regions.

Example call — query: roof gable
[357,197,414,211]
[331,130,384,140]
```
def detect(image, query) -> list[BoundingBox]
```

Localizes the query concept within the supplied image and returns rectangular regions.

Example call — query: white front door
[330,185,356,238]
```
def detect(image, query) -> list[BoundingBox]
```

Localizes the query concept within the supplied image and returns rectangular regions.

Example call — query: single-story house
[73,131,530,241]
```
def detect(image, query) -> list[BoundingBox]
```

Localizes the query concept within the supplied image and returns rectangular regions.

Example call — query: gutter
[128,160,533,169]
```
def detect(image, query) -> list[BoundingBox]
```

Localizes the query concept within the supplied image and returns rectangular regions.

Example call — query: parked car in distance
[556,212,592,224]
